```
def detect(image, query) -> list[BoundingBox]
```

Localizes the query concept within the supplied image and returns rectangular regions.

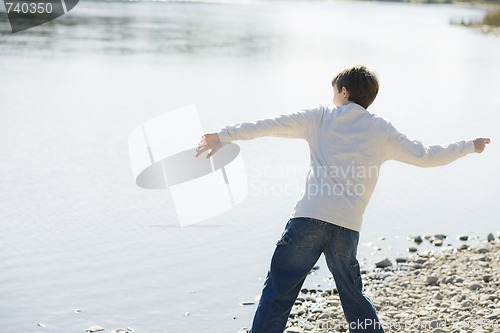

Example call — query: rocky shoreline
[238,233,500,333]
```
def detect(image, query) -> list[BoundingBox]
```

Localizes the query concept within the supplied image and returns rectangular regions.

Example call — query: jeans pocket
[334,226,359,260]
[276,233,290,246]
[276,217,324,248]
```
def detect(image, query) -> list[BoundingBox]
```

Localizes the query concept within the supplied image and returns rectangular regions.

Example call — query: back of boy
[195,65,489,333]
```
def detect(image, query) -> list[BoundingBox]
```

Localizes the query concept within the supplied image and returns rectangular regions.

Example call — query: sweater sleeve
[216,107,319,145]
[385,123,476,167]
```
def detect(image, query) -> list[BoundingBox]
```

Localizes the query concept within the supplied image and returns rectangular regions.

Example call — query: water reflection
[0,1,280,57]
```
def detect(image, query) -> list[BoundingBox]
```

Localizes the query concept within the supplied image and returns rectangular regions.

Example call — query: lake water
[0,1,499,332]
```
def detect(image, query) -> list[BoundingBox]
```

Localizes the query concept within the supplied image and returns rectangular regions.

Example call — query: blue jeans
[249,217,384,333]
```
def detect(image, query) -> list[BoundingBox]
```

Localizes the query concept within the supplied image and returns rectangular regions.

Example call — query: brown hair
[332,65,379,109]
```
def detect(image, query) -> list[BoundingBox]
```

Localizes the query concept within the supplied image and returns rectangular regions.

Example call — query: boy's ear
[341,86,350,99]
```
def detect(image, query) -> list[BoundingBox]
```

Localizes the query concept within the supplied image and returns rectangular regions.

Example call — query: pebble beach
[238,233,500,333]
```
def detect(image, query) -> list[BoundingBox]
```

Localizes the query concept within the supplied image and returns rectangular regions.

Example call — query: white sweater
[216,103,475,232]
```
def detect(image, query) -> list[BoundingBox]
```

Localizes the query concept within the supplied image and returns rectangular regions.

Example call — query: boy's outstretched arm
[195,108,320,159]
[386,123,490,167]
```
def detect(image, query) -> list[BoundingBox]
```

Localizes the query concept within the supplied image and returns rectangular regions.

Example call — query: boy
[194,65,490,333]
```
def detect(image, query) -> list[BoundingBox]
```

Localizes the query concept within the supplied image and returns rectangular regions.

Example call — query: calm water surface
[0,1,498,332]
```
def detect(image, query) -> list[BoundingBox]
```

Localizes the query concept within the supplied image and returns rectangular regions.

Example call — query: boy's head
[332,65,379,109]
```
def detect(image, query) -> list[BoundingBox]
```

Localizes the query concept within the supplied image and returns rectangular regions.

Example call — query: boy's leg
[249,217,326,333]
[323,225,385,333]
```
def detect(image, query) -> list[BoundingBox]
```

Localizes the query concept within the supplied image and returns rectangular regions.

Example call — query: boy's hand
[195,133,222,159]
[473,138,491,154]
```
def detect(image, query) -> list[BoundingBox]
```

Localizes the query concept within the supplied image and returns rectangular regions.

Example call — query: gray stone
[410,235,423,243]
[317,312,331,319]
[111,329,134,333]
[461,300,473,308]
[427,276,439,285]
[483,275,492,283]
[375,258,392,268]
[487,233,495,242]
[442,276,455,284]
[327,300,340,306]
[290,306,307,318]
[305,295,317,303]
[469,283,482,291]
[86,326,105,333]
[434,292,443,300]
[459,235,469,241]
